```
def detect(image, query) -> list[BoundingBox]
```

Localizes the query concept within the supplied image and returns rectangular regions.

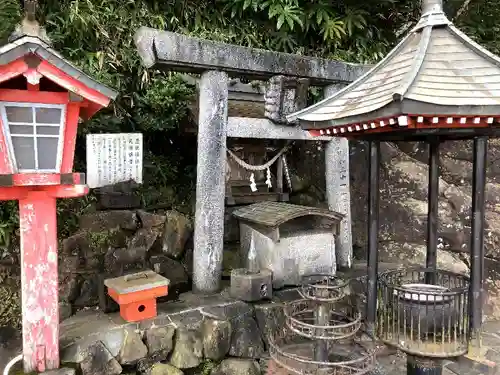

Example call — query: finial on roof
[8,0,50,44]
[422,0,444,14]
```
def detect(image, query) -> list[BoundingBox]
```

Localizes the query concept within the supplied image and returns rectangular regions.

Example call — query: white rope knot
[226,142,291,192]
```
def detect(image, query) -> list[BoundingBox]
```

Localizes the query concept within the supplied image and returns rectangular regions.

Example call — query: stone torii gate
[135,28,370,294]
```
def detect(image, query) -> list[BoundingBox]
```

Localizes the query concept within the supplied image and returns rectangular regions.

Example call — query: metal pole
[314,289,330,362]
[469,136,487,339]
[366,141,380,335]
[426,139,440,284]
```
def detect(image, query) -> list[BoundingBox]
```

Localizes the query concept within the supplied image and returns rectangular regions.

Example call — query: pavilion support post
[193,70,229,294]
[324,83,352,270]
[366,140,380,335]
[469,136,487,342]
[426,138,440,285]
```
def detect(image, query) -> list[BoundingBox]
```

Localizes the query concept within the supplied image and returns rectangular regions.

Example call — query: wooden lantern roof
[287,0,500,141]
[0,14,117,120]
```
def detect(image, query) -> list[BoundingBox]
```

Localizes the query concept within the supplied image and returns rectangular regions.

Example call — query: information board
[86,133,143,188]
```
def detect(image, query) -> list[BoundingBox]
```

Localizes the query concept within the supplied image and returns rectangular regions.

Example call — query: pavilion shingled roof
[287,0,500,139]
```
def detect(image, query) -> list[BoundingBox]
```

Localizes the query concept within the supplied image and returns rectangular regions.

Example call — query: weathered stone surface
[42,369,76,375]
[134,27,369,84]
[254,303,286,348]
[59,254,80,303]
[59,301,73,322]
[229,317,264,358]
[105,246,145,273]
[79,210,138,232]
[379,242,469,276]
[73,275,100,308]
[202,318,231,360]
[150,363,184,375]
[137,210,166,229]
[149,255,189,297]
[128,228,159,252]
[203,302,264,359]
[169,327,203,369]
[212,359,260,375]
[117,328,148,365]
[160,210,193,259]
[181,234,194,276]
[80,341,122,375]
[145,325,175,360]
[60,311,129,363]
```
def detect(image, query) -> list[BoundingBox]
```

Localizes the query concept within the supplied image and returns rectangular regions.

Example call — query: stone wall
[60,208,194,321]
[56,291,292,375]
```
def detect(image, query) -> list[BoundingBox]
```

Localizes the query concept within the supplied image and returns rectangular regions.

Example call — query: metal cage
[377,268,469,358]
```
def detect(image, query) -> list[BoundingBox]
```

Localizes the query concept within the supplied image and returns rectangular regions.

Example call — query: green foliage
[0,201,18,258]
[0,0,496,253]
[0,0,21,44]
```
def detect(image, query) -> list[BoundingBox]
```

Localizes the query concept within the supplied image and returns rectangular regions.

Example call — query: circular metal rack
[377,267,470,358]
[269,274,376,375]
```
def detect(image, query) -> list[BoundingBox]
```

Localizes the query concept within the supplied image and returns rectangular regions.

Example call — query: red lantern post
[0,25,117,372]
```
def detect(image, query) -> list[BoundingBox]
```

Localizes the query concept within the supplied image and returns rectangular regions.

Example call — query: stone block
[230,268,272,302]
[59,301,73,322]
[137,210,166,229]
[202,318,231,360]
[79,210,138,232]
[169,327,203,369]
[80,341,122,375]
[160,210,193,259]
[150,363,184,375]
[97,191,141,210]
[254,303,286,348]
[117,328,148,365]
[212,358,261,375]
[203,301,264,359]
[42,369,76,375]
[145,325,175,360]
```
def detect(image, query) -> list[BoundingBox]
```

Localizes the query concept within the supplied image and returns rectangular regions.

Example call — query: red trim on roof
[36,60,110,108]
[0,89,69,104]
[0,58,29,84]
[308,115,500,138]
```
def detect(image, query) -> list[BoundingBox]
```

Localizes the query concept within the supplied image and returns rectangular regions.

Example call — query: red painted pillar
[19,190,59,373]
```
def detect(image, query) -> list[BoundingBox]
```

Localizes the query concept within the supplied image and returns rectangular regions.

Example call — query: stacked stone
[53,296,292,375]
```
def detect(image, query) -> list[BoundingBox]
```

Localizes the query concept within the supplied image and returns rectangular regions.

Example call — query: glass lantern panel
[1,103,66,172]
[11,137,35,170]
[5,106,33,123]
[36,126,60,135]
[9,125,33,135]
[37,138,58,170]
[35,107,62,124]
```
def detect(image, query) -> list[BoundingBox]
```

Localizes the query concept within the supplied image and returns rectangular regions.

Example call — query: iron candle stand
[377,268,469,375]
[269,275,375,375]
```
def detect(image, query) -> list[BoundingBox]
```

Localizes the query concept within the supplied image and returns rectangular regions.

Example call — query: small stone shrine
[233,201,343,288]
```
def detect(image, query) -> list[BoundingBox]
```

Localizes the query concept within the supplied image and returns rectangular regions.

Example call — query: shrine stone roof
[232,201,343,228]
[288,0,500,136]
